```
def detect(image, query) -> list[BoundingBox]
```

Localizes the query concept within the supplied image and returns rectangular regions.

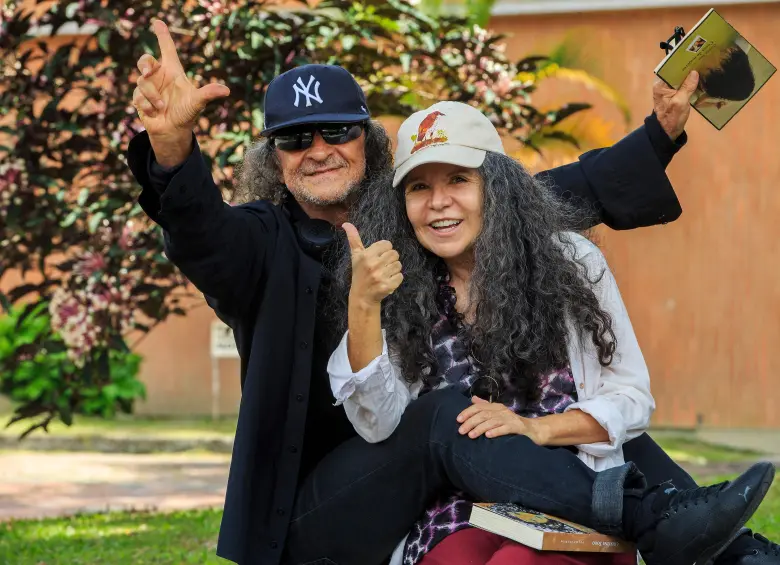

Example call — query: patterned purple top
[402,273,578,565]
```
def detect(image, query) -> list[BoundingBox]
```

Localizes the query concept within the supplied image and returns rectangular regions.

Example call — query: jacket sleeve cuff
[127,131,222,227]
[645,111,688,168]
[565,396,626,456]
[578,122,683,230]
[327,330,393,405]
[148,153,184,193]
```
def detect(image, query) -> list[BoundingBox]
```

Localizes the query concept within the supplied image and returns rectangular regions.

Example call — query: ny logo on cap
[293,75,323,108]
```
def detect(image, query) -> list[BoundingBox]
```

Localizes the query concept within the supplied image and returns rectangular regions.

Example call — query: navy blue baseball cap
[260,64,371,136]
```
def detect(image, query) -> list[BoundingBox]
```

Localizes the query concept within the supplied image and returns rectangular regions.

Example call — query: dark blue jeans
[623,432,698,490]
[284,388,645,565]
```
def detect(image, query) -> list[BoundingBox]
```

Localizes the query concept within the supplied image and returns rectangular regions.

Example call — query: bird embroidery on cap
[411,111,448,153]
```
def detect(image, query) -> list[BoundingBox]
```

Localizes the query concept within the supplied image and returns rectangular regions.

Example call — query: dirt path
[0,451,230,521]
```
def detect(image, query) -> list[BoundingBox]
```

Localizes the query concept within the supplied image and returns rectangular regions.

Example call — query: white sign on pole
[211,320,240,358]
[209,320,239,421]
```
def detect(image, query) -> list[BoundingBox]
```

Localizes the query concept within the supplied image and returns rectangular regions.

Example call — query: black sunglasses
[272,122,365,151]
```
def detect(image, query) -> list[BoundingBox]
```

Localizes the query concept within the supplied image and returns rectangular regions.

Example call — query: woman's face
[403,162,484,261]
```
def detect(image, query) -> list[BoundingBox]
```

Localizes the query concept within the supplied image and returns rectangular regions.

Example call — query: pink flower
[49,275,136,366]
[50,289,81,325]
[494,74,513,97]
[0,159,26,194]
[73,251,107,277]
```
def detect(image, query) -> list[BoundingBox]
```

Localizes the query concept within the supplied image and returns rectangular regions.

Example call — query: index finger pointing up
[152,19,183,69]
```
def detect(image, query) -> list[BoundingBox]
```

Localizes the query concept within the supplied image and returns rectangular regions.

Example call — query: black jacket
[126,113,685,565]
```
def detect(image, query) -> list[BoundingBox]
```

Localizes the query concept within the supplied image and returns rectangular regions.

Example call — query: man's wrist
[646,112,687,168]
[149,131,194,168]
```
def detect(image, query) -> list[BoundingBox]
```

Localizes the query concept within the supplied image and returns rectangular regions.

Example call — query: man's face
[276,129,367,206]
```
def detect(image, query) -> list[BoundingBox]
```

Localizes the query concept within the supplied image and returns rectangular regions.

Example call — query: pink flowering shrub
[0,0,590,436]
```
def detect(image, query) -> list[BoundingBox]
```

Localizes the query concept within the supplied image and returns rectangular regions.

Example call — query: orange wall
[490,3,780,428]
[133,295,243,417]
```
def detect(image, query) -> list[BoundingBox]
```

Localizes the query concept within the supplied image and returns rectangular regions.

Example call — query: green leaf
[58,400,74,426]
[24,377,49,399]
[227,10,239,29]
[77,188,90,206]
[400,53,412,74]
[251,108,264,131]
[97,29,111,53]
[548,103,591,126]
[65,2,80,19]
[251,31,262,50]
[60,210,80,228]
[102,384,119,400]
[88,212,105,233]
[540,130,581,149]
[0,292,10,314]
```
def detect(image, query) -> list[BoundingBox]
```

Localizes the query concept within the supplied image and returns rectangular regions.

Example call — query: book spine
[541,533,636,554]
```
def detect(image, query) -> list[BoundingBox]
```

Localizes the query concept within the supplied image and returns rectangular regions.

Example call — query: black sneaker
[636,462,775,565]
[715,531,780,564]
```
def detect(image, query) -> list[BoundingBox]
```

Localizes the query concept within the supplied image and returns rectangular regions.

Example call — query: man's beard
[291,177,362,206]
[289,155,366,206]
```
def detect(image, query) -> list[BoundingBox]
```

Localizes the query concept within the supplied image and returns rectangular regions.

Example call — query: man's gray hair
[232,120,393,205]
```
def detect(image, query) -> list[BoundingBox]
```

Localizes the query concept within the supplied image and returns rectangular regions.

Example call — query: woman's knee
[418,528,503,565]
[399,388,470,441]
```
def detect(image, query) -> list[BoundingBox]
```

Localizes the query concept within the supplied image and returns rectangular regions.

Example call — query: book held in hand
[469,502,635,553]
[654,8,776,130]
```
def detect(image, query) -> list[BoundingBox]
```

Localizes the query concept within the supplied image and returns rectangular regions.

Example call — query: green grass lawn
[0,413,238,440]
[1,474,778,565]
[653,433,763,464]
[0,508,226,565]
[1,435,777,564]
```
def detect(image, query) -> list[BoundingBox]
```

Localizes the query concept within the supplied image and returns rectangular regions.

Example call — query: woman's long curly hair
[330,152,617,406]
[231,120,393,205]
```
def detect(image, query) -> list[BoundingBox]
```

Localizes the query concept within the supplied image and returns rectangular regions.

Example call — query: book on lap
[654,8,775,130]
[468,502,635,553]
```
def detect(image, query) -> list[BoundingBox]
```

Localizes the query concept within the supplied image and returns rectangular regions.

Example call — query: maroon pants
[418,528,637,565]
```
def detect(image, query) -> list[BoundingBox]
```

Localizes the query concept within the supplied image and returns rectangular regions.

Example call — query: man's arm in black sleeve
[534,112,686,230]
[127,131,278,319]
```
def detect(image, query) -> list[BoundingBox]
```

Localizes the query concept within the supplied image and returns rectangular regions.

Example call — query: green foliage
[465,0,497,27]
[0,303,145,438]
[418,0,497,27]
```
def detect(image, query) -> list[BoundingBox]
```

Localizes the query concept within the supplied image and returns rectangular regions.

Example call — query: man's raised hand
[653,70,699,141]
[132,19,230,166]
